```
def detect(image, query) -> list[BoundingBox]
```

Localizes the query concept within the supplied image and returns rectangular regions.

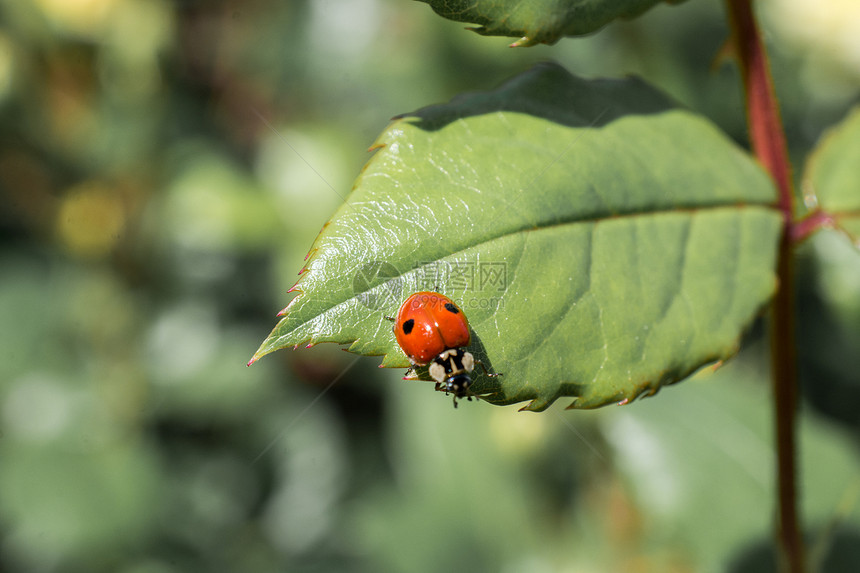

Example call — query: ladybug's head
[444,373,472,398]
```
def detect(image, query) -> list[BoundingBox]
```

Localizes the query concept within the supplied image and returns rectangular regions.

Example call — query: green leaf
[417,0,689,46]
[805,106,860,245]
[252,63,781,411]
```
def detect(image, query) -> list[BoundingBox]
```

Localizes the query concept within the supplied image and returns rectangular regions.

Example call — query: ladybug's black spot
[444,303,459,314]
[401,319,414,335]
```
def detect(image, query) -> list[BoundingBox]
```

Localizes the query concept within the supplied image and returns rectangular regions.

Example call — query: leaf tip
[519,398,550,412]
[247,346,271,366]
[710,36,735,73]
[509,36,536,48]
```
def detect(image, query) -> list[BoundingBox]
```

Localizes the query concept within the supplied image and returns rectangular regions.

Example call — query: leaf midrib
[281,201,777,345]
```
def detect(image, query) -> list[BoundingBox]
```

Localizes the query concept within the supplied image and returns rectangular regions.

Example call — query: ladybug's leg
[476,360,502,378]
[384,316,395,322]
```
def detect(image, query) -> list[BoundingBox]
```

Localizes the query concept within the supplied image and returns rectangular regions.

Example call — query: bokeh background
[1,0,859,571]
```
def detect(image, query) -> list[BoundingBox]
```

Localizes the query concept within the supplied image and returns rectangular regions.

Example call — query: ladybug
[390,291,499,406]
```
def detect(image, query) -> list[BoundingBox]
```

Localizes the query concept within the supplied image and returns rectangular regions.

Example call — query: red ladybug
[390,291,498,406]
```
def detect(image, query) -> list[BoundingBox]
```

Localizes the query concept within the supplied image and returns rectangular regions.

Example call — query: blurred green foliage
[0,0,858,572]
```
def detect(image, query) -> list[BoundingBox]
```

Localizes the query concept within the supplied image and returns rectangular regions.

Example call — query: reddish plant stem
[727,10,794,217]
[771,231,802,573]
[725,1,804,572]
[791,210,836,244]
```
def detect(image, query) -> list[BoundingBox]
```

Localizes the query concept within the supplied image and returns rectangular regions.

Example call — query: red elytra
[393,291,470,365]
